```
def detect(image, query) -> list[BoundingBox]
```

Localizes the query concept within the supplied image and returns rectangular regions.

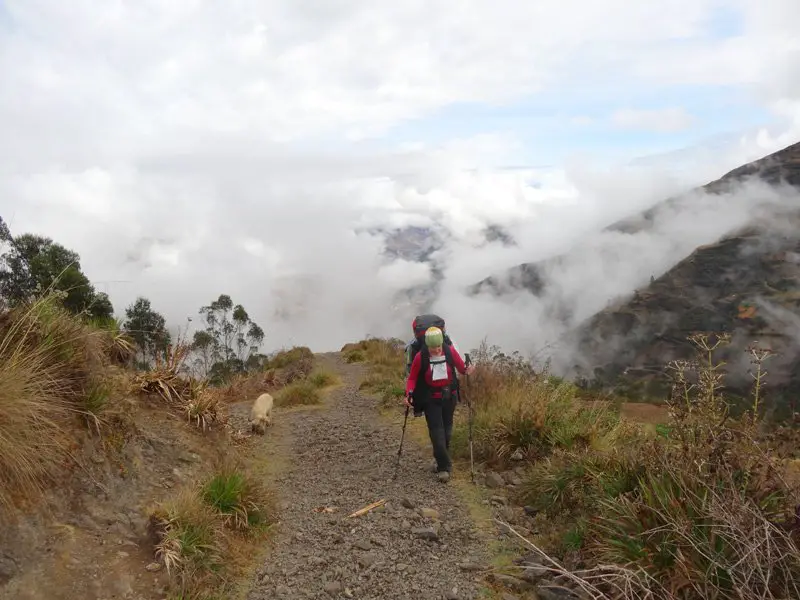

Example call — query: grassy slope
[349,335,800,600]
[0,296,340,600]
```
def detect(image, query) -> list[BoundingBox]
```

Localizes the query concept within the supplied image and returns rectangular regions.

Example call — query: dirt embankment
[0,398,229,600]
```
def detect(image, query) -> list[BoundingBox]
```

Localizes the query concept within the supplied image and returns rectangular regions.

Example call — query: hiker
[404,325,474,483]
[404,314,463,409]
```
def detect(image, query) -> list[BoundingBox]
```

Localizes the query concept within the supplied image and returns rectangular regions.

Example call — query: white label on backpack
[429,355,448,381]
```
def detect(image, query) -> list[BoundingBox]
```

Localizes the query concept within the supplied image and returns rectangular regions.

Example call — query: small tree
[196,294,265,383]
[191,330,215,377]
[123,297,169,369]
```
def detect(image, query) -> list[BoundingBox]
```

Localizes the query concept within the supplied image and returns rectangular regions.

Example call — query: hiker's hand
[466,365,476,375]
[403,394,412,407]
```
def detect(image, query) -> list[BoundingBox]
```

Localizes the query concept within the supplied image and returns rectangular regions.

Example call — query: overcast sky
[2,1,799,354]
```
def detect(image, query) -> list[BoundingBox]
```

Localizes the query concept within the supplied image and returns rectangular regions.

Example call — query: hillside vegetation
[0,295,324,599]
[470,141,800,414]
[0,213,354,599]
[353,335,800,600]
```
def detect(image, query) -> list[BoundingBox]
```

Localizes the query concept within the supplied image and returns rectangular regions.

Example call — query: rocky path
[240,352,492,600]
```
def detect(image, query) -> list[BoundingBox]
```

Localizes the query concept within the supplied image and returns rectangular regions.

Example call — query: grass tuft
[308,368,340,389]
[150,465,277,597]
[201,468,273,531]
[343,349,366,363]
[0,293,132,513]
[264,346,313,370]
[275,380,322,407]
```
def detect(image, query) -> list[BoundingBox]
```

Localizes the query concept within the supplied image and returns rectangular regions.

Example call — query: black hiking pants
[423,392,456,473]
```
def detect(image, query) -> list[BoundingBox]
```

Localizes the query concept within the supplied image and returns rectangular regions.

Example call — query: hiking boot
[437,470,450,483]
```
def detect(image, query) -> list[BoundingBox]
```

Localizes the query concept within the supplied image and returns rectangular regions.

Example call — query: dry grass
[264,346,313,370]
[149,462,276,598]
[308,367,341,389]
[0,294,138,514]
[507,334,800,599]
[215,369,278,405]
[349,337,406,407]
[88,315,136,366]
[275,379,322,407]
[0,291,280,595]
[450,341,623,469]
[132,343,224,432]
[350,333,800,599]
[342,337,405,367]
[133,342,196,404]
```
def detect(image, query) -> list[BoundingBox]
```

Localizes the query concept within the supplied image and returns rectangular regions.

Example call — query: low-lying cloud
[7,138,798,362]
[3,0,800,366]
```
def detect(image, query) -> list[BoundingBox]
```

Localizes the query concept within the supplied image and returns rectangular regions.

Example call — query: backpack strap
[418,345,430,383]
[443,344,460,391]
[419,345,455,385]
[404,340,418,375]
[443,344,454,367]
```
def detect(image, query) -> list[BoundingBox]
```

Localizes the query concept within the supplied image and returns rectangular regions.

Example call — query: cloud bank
[2,0,800,359]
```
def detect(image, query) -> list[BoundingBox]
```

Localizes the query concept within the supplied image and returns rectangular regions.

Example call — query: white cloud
[1,0,800,360]
[611,107,694,132]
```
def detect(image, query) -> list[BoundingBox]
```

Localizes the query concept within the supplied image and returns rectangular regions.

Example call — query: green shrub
[151,490,223,586]
[589,466,800,598]
[275,380,321,407]
[83,378,112,416]
[344,349,365,363]
[202,470,271,530]
[308,369,339,388]
[264,346,313,370]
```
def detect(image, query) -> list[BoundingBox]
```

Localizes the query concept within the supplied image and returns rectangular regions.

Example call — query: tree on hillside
[0,216,10,245]
[123,297,170,368]
[0,218,113,319]
[190,330,215,377]
[90,292,115,321]
[195,293,265,383]
[199,294,234,363]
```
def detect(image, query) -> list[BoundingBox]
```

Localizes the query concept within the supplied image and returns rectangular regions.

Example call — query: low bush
[343,349,366,363]
[264,346,313,370]
[151,466,276,597]
[450,342,623,468]
[0,294,137,513]
[275,380,321,407]
[512,334,800,600]
[308,368,340,389]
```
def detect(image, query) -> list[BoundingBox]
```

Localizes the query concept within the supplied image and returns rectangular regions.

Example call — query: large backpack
[404,314,452,375]
[404,314,460,406]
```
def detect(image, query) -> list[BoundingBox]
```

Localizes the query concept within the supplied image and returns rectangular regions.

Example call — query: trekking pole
[392,404,410,480]
[464,353,475,484]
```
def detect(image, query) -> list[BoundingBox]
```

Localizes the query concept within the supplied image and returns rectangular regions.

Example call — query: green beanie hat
[425,326,444,348]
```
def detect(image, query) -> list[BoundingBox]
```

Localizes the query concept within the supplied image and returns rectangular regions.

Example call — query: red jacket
[405,346,467,399]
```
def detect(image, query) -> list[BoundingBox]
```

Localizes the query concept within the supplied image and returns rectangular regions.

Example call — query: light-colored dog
[249,392,274,435]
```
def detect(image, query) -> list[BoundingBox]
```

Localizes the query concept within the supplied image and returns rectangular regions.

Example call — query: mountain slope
[554,141,800,411]
[471,141,800,297]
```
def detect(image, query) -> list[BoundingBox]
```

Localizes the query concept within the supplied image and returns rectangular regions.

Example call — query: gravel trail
[239,352,492,600]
